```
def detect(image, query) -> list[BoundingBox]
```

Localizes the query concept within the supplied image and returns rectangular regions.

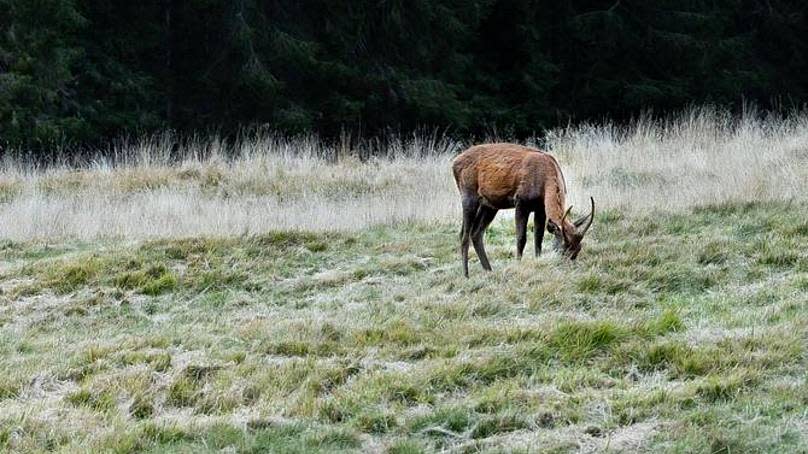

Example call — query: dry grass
[1,108,806,240]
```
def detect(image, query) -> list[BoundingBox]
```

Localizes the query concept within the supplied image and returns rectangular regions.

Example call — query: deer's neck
[543,170,570,227]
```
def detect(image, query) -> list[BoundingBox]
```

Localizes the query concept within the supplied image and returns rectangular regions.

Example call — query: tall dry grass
[0,108,806,240]
[551,108,808,211]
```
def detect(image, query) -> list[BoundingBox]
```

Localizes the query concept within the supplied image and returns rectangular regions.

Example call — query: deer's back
[453,143,551,208]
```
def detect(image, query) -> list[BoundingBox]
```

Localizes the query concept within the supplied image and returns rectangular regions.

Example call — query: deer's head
[547,197,595,260]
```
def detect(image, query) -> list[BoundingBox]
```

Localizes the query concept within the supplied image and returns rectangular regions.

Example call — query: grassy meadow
[1,110,807,452]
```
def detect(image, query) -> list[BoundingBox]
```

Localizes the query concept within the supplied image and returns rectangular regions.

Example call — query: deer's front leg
[515,204,530,259]
[534,208,546,257]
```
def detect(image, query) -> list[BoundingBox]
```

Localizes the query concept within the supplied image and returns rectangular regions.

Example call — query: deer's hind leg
[471,205,497,271]
[460,195,479,278]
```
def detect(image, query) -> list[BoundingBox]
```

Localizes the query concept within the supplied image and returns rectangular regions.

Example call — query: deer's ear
[547,220,561,236]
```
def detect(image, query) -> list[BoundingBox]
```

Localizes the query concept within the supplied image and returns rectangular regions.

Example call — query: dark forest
[1,0,807,151]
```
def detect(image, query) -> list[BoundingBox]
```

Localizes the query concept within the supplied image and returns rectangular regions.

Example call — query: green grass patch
[46,257,103,293]
[1,201,807,452]
[643,309,685,335]
[118,351,172,372]
[550,320,626,362]
[167,376,201,407]
[65,388,116,412]
[114,264,178,296]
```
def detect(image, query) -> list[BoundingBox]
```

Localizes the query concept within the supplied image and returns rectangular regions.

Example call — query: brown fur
[452,143,594,276]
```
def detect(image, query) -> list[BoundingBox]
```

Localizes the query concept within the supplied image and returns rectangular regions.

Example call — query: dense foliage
[1,0,807,150]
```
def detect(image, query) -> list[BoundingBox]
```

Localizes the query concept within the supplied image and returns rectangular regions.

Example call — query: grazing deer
[452,143,594,277]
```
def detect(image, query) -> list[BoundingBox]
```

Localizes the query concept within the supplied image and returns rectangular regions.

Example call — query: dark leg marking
[534,207,546,257]
[471,206,497,271]
[460,196,479,278]
[515,203,530,259]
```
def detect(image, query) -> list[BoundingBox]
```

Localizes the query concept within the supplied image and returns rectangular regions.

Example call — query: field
[1,110,807,452]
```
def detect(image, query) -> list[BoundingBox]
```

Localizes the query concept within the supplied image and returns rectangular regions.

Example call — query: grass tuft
[66,388,116,412]
[644,309,685,335]
[48,258,102,293]
[551,320,625,361]
[698,240,731,265]
[167,376,200,407]
[114,264,178,296]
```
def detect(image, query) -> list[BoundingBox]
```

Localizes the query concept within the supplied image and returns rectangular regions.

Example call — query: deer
[452,143,595,277]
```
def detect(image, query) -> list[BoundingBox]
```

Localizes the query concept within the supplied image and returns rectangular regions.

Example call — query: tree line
[1,0,806,152]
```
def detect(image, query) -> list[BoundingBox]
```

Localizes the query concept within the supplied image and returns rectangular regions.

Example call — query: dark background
[1,0,806,152]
